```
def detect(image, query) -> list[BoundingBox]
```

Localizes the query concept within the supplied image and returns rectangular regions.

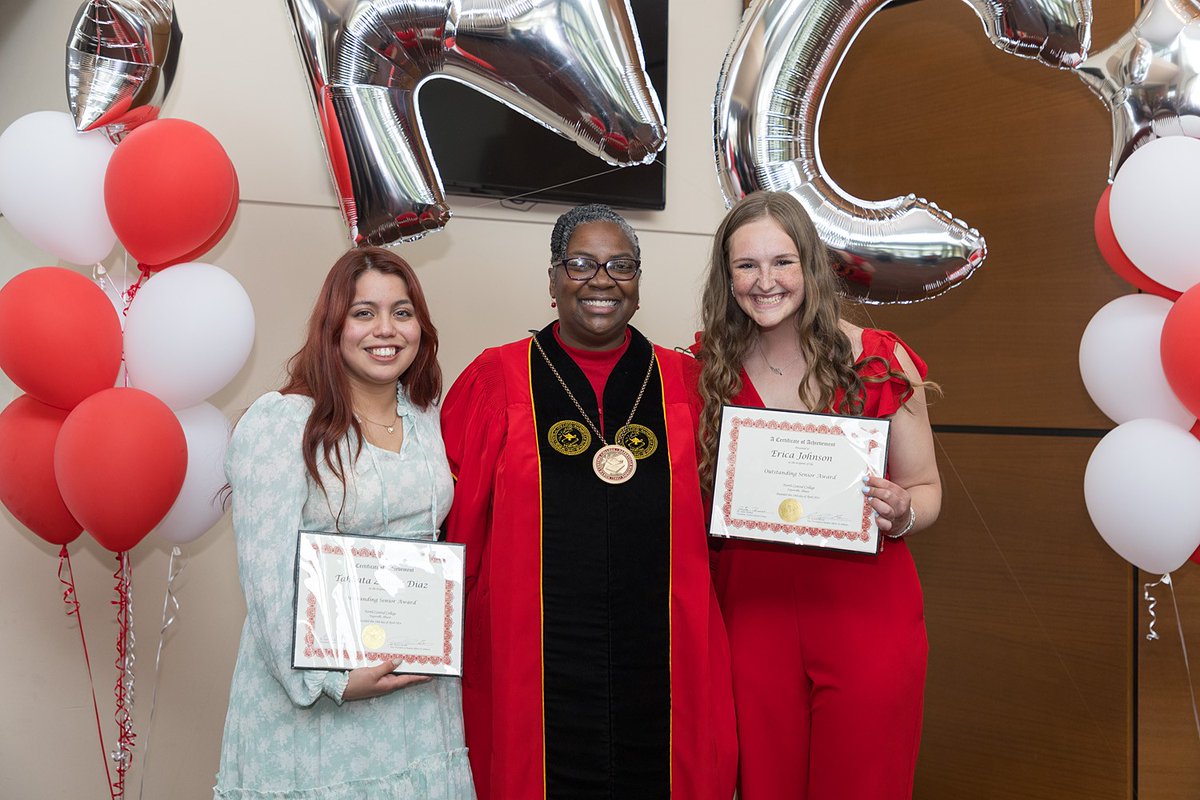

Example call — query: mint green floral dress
[215,389,475,800]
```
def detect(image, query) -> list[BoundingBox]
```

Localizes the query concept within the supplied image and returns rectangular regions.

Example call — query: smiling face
[339,269,422,393]
[549,220,640,350]
[728,215,806,332]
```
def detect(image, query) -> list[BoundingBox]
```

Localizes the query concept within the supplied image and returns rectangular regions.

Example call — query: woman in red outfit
[693,191,942,800]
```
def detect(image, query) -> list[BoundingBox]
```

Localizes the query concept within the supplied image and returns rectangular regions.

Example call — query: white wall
[0,1,743,796]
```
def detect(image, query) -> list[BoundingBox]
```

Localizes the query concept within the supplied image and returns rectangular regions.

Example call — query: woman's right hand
[342,659,432,701]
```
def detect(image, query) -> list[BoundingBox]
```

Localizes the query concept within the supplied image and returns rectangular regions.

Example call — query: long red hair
[280,246,442,492]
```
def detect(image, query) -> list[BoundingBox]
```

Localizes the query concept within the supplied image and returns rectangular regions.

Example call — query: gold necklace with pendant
[532,335,656,485]
[354,409,399,434]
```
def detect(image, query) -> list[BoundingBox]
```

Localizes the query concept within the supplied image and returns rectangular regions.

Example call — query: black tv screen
[419,0,668,210]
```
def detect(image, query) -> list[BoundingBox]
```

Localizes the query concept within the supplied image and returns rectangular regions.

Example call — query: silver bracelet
[885,506,916,539]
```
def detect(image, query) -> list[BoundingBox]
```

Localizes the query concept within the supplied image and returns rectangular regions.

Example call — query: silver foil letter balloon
[715,0,1091,303]
[1076,0,1200,179]
[284,0,667,246]
[66,0,181,142]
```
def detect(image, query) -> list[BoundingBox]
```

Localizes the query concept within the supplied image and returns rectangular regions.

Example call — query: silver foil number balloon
[1076,0,1200,179]
[66,0,181,142]
[715,0,1091,303]
[285,0,667,246]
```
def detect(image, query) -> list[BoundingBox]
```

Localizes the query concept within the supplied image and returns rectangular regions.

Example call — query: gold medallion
[593,444,636,484]
[548,420,592,455]
[361,624,387,650]
[614,424,658,460]
[778,498,804,523]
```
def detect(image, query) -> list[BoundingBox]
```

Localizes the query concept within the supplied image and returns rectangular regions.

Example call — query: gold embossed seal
[778,498,804,523]
[361,624,386,650]
[614,424,658,460]
[548,420,591,455]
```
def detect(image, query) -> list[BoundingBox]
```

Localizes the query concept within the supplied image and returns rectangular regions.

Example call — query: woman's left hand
[863,475,912,534]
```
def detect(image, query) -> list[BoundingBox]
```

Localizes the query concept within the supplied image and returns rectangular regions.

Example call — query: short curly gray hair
[549,204,640,264]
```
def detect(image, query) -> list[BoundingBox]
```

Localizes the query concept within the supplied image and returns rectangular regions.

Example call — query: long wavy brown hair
[279,246,442,494]
[696,192,910,492]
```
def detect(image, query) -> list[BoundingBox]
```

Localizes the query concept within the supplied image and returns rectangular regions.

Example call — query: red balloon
[142,170,240,273]
[104,119,237,268]
[1162,285,1200,420]
[1095,186,1181,300]
[0,267,123,410]
[0,396,82,545]
[54,388,187,552]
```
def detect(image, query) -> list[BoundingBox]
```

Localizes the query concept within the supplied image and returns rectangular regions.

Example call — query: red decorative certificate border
[720,416,877,543]
[301,540,458,668]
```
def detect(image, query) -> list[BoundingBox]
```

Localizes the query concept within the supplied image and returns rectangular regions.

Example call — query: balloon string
[58,545,118,800]
[1145,574,1166,641]
[1163,575,1200,743]
[122,267,152,313]
[136,546,186,800]
[111,552,136,799]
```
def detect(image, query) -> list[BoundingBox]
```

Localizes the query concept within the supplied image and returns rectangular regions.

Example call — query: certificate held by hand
[292,532,465,676]
[710,405,890,555]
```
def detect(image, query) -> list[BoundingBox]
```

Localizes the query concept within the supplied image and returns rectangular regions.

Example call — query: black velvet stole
[529,323,672,799]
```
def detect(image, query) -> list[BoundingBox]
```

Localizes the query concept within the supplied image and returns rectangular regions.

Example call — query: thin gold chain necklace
[354,408,399,434]
[756,338,804,376]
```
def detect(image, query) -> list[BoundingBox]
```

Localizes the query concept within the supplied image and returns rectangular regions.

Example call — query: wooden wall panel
[1138,566,1200,799]
[820,0,1135,429]
[912,433,1131,799]
[805,0,1200,795]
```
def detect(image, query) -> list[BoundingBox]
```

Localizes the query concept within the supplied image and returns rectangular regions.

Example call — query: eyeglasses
[556,257,641,282]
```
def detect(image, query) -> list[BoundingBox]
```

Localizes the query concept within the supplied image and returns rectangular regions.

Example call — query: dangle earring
[550,298,557,309]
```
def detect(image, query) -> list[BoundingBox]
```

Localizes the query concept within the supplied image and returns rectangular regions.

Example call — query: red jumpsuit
[715,328,928,800]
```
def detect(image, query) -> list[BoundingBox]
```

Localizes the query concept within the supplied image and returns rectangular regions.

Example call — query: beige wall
[0,1,741,797]
[6,1,1192,799]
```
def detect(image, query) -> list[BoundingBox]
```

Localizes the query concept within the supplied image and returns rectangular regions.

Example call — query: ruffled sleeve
[858,329,928,418]
[440,349,509,590]
[225,392,349,707]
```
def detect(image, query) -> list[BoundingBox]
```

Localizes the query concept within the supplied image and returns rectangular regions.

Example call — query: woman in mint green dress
[215,247,475,800]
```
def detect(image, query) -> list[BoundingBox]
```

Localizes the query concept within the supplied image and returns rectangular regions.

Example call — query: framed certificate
[292,531,465,676]
[709,405,890,555]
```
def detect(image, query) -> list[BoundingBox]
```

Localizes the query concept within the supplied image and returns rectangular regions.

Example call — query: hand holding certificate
[292,531,465,676]
[709,405,890,554]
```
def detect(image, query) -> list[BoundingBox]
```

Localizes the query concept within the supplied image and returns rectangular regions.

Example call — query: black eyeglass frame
[554,257,642,282]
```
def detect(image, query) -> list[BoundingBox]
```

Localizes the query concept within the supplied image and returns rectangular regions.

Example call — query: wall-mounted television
[419,0,668,211]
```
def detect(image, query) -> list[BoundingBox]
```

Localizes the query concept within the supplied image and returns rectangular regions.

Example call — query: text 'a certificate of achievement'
[710,405,891,555]
[292,532,465,676]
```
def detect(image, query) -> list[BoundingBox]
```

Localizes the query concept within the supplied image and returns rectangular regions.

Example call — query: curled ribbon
[1144,574,1167,641]
[58,545,118,800]
[1143,573,1200,743]
[111,552,137,798]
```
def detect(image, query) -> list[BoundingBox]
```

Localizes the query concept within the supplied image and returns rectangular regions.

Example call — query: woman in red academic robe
[441,204,736,800]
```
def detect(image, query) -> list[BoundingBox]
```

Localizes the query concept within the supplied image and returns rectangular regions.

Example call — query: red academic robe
[441,325,736,800]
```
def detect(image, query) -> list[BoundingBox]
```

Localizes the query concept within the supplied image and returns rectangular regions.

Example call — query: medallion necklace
[532,334,656,485]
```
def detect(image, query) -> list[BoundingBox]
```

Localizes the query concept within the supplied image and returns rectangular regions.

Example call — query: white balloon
[1084,418,1200,574]
[154,403,231,544]
[0,111,116,265]
[124,263,255,409]
[1078,294,1195,428]
[1110,136,1200,292]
